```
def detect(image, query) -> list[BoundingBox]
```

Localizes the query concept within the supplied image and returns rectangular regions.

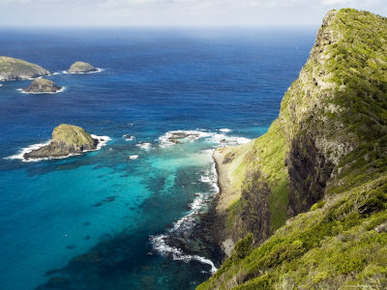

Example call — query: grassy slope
[52,124,95,148]
[199,9,386,289]
[0,56,49,80]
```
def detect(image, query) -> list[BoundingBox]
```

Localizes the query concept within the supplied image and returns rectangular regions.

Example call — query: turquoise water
[0,28,315,289]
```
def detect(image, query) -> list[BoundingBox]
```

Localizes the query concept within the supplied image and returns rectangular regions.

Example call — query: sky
[0,0,385,28]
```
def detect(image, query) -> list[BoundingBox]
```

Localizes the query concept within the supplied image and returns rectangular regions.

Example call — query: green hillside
[199,8,387,289]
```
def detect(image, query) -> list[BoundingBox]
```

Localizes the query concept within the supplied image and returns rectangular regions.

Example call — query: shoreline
[213,148,234,212]
[211,148,235,257]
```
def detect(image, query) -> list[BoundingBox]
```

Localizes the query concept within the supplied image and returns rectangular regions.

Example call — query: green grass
[198,8,387,289]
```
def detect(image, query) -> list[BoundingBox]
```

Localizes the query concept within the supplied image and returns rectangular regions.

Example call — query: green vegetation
[52,124,96,148]
[68,61,96,73]
[0,56,49,81]
[199,8,387,289]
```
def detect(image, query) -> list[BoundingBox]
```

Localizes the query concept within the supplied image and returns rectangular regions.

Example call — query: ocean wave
[219,128,232,133]
[5,140,51,162]
[149,234,217,273]
[158,129,250,148]
[17,86,66,95]
[136,142,152,150]
[128,155,139,160]
[122,134,135,141]
[52,72,60,75]
[207,133,250,146]
[200,152,220,194]
[5,134,111,162]
[158,130,211,148]
[62,68,104,75]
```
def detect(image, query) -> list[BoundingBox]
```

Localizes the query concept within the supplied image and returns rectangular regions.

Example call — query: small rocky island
[24,124,98,160]
[0,56,50,81]
[68,61,97,74]
[23,78,62,93]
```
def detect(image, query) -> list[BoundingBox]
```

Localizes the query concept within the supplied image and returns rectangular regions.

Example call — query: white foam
[149,235,217,273]
[52,72,60,76]
[0,84,2,87]
[159,130,211,148]
[5,140,51,162]
[129,155,139,160]
[5,134,111,162]
[136,142,152,150]
[91,134,111,150]
[122,134,135,141]
[63,68,104,75]
[159,129,251,148]
[17,86,66,95]
[207,133,251,146]
[190,193,206,212]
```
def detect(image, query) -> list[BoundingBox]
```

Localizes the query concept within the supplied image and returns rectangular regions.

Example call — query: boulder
[23,78,62,93]
[68,61,97,74]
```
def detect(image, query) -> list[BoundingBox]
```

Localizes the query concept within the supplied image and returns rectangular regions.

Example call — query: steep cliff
[200,9,386,289]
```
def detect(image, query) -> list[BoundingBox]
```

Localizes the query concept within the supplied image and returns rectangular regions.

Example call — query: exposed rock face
[200,9,387,289]
[0,56,50,81]
[68,61,97,74]
[23,78,62,93]
[24,124,98,160]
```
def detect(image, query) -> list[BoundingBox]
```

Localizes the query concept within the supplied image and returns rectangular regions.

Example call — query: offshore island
[199,8,386,289]
[23,124,99,160]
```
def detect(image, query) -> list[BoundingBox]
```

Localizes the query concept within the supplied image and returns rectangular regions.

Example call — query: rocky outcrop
[0,56,50,81]
[24,124,98,160]
[68,61,97,74]
[200,9,387,289]
[23,78,62,94]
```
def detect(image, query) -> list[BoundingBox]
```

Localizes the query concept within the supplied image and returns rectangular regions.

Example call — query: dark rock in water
[72,251,102,263]
[44,277,69,287]
[168,132,200,144]
[23,124,98,160]
[23,78,62,93]
[68,61,97,73]
[0,56,50,81]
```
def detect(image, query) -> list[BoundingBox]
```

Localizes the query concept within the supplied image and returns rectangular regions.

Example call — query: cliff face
[200,9,387,289]
[0,56,50,81]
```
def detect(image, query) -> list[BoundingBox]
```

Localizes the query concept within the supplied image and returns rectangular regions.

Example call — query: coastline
[213,148,232,212]
[211,148,235,257]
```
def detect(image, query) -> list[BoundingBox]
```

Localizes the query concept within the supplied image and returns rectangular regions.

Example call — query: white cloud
[0,0,385,27]
[322,0,353,5]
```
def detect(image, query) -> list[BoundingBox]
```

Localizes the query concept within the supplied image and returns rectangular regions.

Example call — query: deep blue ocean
[0,28,315,289]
